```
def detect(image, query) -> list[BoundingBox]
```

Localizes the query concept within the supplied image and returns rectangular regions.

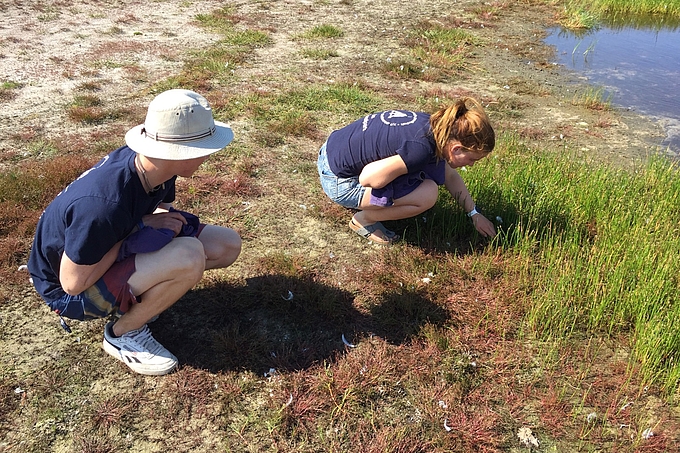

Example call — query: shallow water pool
[545,23,680,154]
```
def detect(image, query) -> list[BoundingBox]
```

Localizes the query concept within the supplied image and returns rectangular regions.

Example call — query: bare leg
[113,226,241,335]
[196,225,242,270]
[351,179,439,240]
[113,237,206,336]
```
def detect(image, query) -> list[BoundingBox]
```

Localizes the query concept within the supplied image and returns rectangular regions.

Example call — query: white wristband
[467,207,479,217]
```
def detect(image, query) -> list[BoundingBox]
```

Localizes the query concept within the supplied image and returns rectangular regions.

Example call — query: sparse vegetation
[0,80,22,101]
[384,21,479,81]
[301,47,339,59]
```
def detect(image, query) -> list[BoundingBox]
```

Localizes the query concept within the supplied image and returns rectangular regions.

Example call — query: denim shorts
[317,142,365,209]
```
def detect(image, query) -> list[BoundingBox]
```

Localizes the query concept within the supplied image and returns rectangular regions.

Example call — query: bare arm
[358,155,408,189]
[58,201,186,295]
[155,202,173,212]
[444,165,496,238]
[59,241,123,295]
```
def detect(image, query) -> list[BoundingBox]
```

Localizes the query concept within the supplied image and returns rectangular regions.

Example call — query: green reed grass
[581,0,680,17]
[560,0,680,29]
[460,134,680,392]
[572,86,612,110]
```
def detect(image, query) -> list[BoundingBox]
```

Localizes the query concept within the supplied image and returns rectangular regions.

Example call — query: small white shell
[341,334,356,348]
[282,290,294,301]
[444,419,453,432]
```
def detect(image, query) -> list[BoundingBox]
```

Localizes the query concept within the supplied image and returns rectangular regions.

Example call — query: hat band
[140,126,215,142]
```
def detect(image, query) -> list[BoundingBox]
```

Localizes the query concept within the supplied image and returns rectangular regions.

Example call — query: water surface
[545,22,680,153]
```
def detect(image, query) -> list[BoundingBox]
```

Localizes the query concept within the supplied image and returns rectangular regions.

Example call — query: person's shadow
[151,273,448,374]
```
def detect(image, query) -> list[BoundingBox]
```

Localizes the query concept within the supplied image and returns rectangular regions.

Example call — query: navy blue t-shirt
[325,110,438,178]
[28,146,176,302]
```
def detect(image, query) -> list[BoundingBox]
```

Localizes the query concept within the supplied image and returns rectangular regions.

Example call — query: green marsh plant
[559,0,680,29]
[572,86,612,111]
[462,134,680,392]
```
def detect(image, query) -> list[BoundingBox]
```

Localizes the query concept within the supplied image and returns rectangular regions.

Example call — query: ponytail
[430,97,495,159]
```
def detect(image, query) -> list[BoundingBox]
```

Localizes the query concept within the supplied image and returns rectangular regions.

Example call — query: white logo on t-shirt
[380,110,417,127]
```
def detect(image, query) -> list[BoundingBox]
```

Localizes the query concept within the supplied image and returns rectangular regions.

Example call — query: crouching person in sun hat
[317,97,497,244]
[27,89,241,376]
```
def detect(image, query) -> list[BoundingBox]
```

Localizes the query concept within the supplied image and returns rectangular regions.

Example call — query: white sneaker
[102,322,178,375]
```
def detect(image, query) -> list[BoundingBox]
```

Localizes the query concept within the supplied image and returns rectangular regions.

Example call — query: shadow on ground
[386,191,588,253]
[151,274,448,374]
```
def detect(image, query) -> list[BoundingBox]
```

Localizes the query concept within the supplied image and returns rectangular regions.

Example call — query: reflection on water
[545,20,680,153]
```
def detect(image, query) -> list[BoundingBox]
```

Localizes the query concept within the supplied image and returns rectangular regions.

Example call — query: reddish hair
[430,97,495,159]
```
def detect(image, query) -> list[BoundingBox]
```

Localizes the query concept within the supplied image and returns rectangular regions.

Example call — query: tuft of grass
[71,94,103,108]
[154,8,272,91]
[226,29,271,47]
[36,6,60,22]
[561,6,600,29]
[104,26,124,35]
[66,95,128,125]
[572,86,612,110]
[0,80,22,101]
[67,107,112,125]
[301,24,344,39]
[195,6,239,33]
[76,81,102,92]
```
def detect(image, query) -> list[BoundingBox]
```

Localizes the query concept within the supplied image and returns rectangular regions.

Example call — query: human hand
[471,213,497,238]
[140,211,187,237]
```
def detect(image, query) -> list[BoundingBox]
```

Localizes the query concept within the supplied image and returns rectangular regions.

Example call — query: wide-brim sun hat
[125,89,234,160]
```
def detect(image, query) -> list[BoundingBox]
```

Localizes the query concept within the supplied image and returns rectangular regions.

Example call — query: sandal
[349,218,399,244]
